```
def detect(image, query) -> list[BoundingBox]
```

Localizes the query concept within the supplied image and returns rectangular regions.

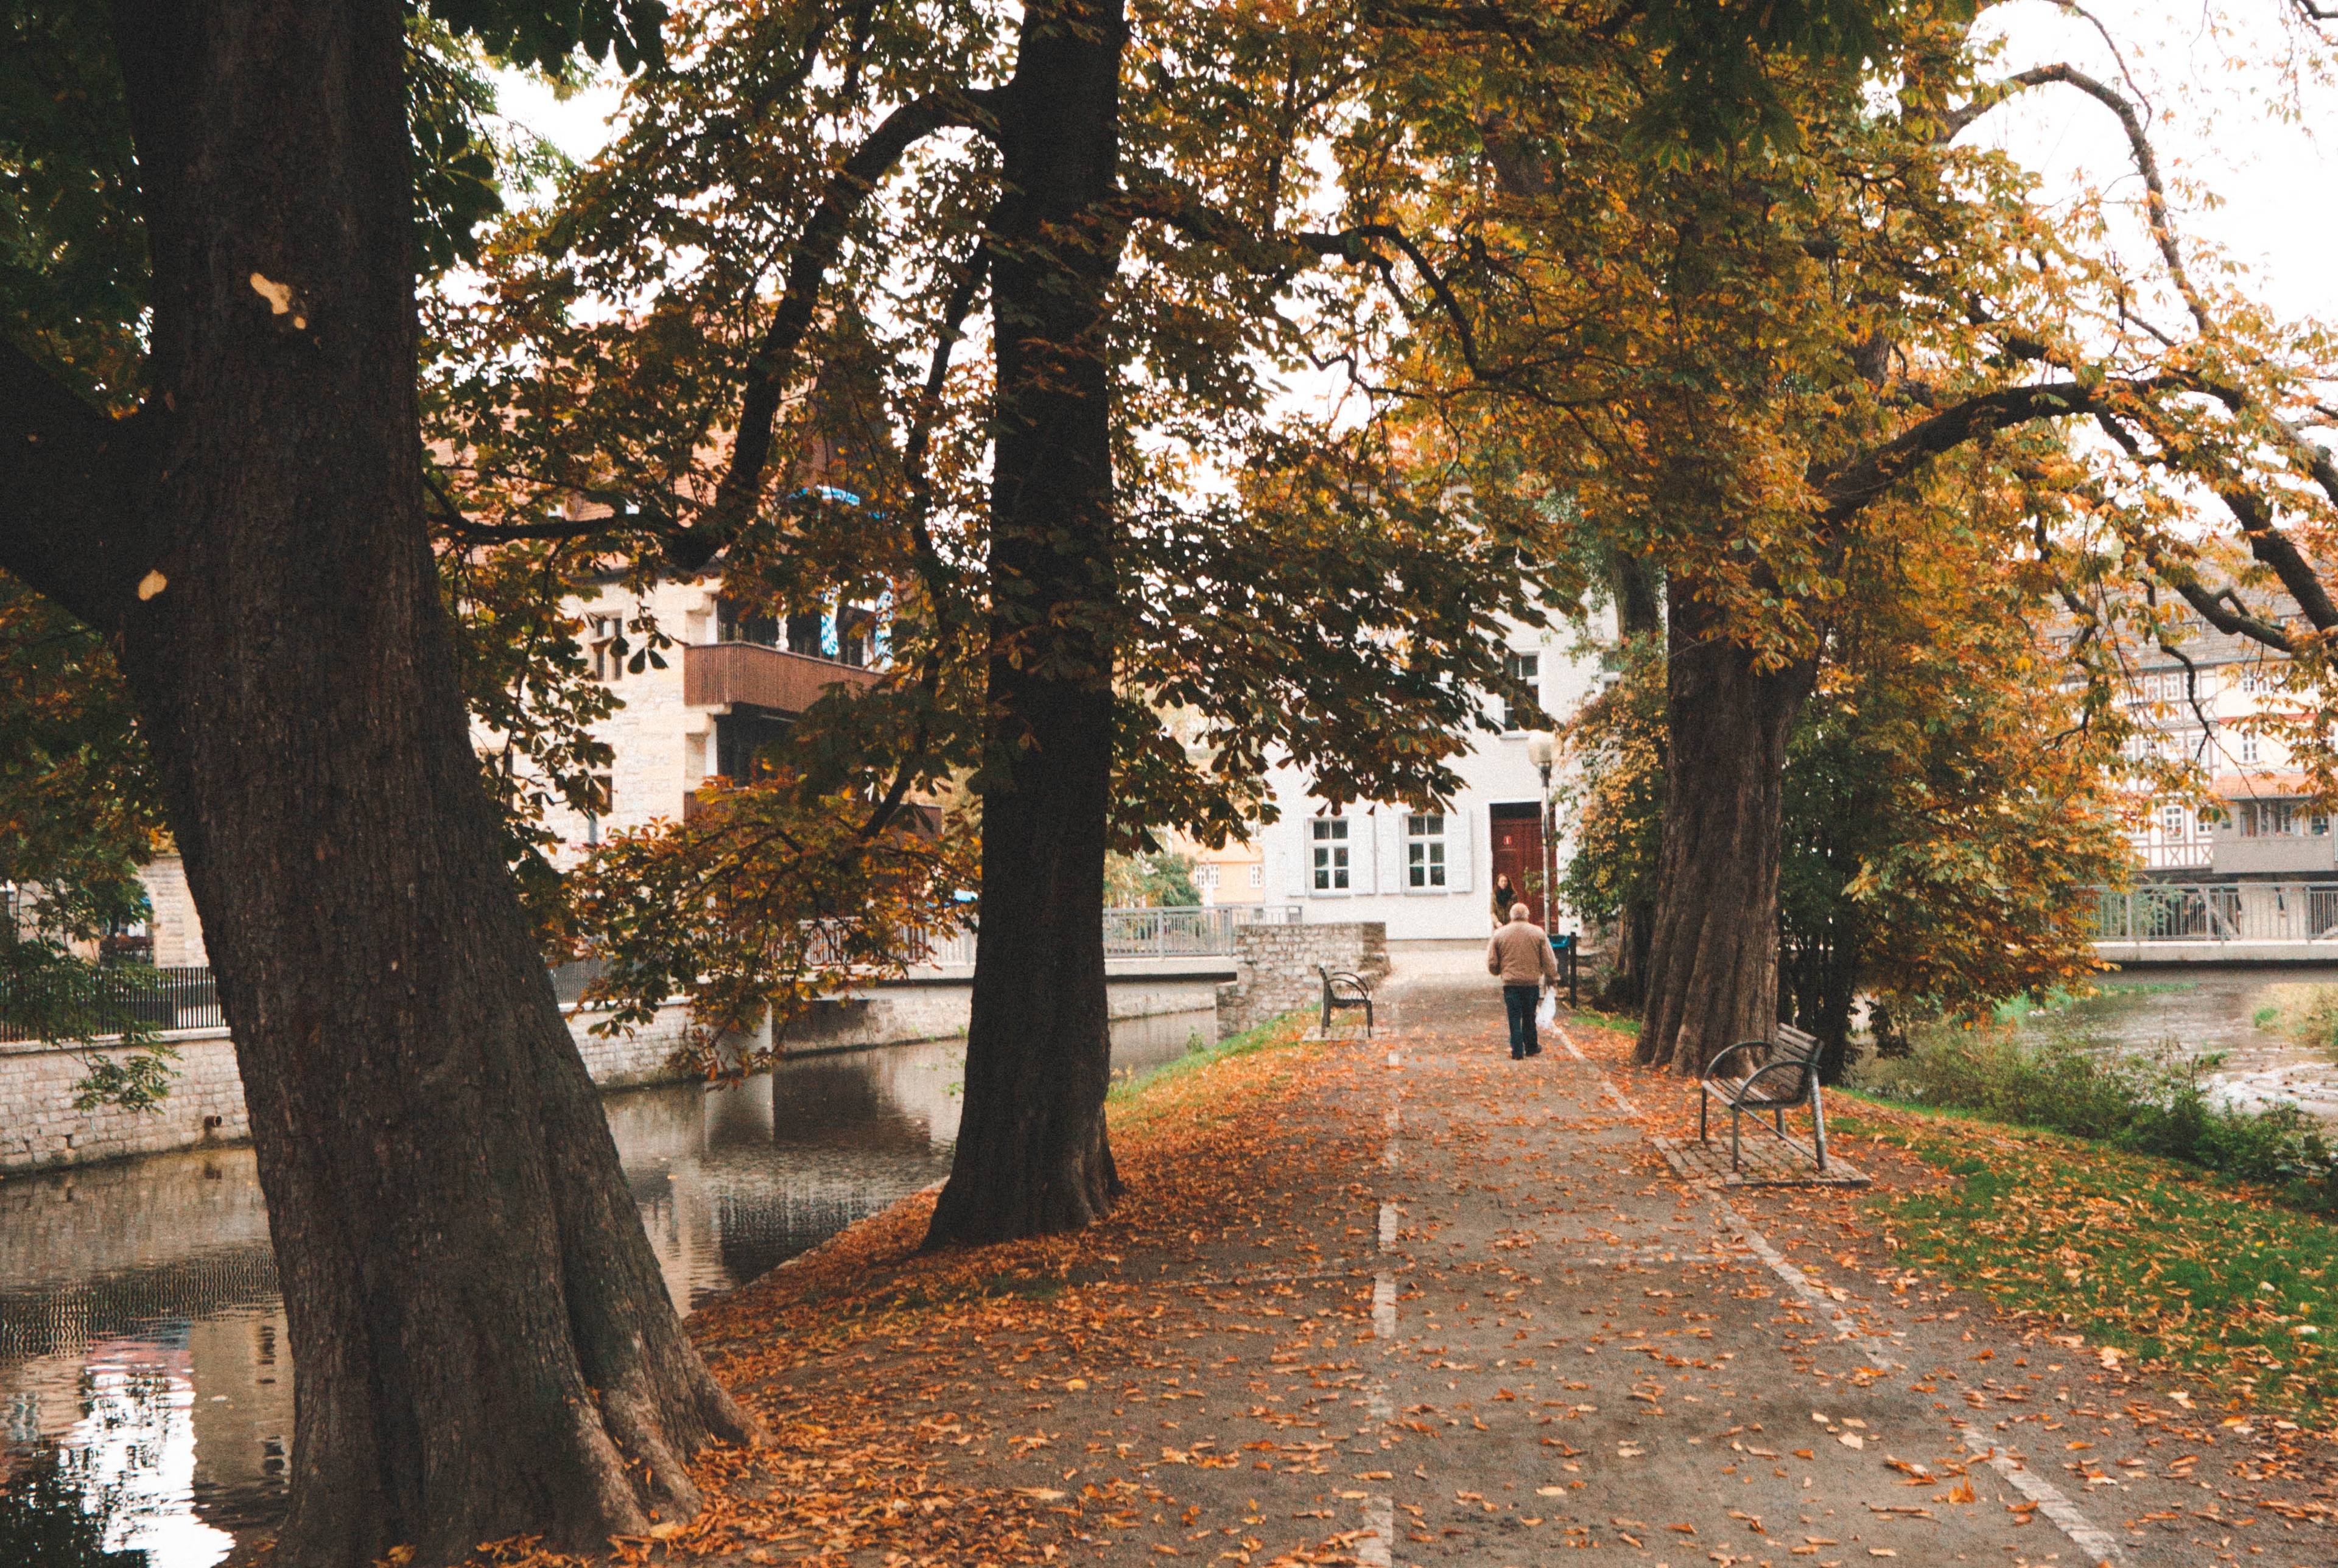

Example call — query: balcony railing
[2089,883,2338,942]
[683,641,879,714]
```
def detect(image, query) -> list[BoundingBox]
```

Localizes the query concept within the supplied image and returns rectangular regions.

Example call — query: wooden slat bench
[1318,965,1374,1038]
[1699,1022,1830,1174]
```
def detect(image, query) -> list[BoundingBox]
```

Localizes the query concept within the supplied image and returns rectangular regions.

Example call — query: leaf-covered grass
[1833,1098,2338,1419]
[1106,1010,1313,1114]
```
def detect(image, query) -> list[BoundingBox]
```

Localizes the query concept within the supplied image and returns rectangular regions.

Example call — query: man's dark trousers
[1503,983,1540,1059]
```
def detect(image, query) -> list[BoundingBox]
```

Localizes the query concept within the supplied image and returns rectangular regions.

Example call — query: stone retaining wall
[0,1032,253,1173]
[0,971,1229,1174]
[1214,922,1390,1039]
[0,1003,700,1174]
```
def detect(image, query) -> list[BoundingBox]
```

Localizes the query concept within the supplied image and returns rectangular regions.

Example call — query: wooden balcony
[683,641,879,714]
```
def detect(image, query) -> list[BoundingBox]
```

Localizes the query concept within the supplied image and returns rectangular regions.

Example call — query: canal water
[0,1010,1215,1565]
[2016,964,2338,1122]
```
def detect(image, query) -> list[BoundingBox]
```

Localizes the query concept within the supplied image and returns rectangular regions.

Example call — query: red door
[1489,804,1546,926]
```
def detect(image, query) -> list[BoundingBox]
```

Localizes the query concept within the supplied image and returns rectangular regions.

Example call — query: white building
[1256,622,1601,945]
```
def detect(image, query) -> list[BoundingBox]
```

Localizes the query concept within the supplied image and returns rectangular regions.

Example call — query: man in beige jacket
[1487,901,1560,1059]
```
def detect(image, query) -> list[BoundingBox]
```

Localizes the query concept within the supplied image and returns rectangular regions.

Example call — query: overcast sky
[488,2,2334,338]
[1969,0,2336,327]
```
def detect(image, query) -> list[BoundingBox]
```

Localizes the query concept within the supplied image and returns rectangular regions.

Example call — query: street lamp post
[1523,730,1574,1005]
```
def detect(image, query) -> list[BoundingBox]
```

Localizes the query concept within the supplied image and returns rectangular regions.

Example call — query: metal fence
[923,903,1301,967]
[2090,883,2338,943]
[1101,903,1302,959]
[2,905,1301,1046]
[0,964,222,1043]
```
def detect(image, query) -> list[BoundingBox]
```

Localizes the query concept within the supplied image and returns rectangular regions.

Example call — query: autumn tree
[0,3,765,1561]
[1772,471,2130,1079]
[430,0,1976,1246]
[1330,1,2338,1072]
[1947,11,2338,813]
[430,0,1685,1246]
[0,0,2080,1553]
[1562,457,2134,1080]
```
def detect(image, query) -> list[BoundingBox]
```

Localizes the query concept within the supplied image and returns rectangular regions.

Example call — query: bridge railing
[1101,903,1301,959]
[919,903,1303,967]
[2090,883,2338,943]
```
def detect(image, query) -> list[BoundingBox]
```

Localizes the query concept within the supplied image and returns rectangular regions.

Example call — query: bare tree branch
[1813,377,2172,526]
[2168,577,2294,653]
[1944,63,2206,336]
[1122,180,1488,377]
[2088,405,2338,638]
[858,239,991,843]
[672,89,1002,572]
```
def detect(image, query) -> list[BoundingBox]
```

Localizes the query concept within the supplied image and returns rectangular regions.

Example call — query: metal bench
[1699,1022,1830,1174]
[1318,965,1374,1037]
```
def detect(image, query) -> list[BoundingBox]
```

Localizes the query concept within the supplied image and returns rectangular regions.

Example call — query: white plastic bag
[1535,986,1557,1029]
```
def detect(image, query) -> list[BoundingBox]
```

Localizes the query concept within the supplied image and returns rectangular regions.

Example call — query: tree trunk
[1609,545,1663,643]
[1780,928,1860,1085]
[4,5,757,1561]
[1598,547,1662,1009]
[1812,948,1860,1084]
[924,1,1130,1245]
[1637,584,1816,1074]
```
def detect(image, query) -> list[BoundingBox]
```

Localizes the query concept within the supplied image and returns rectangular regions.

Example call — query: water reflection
[0,1010,1214,1566]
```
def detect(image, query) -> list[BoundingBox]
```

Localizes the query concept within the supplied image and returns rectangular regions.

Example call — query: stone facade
[1214,921,1389,1040]
[1259,613,1601,944]
[564,579,720,846]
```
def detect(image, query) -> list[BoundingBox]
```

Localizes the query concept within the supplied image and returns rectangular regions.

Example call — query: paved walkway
[1355,976,2275,1567]
[716,971,2336,1568]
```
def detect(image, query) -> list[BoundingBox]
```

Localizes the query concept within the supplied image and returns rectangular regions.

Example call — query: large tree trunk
[4,5,756,1561]
[1598,547,1663,1009]
[925,1,1129,1245]
[1637,584,1816,1074]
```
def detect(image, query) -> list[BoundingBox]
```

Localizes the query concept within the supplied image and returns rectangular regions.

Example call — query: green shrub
[2250,983,2338,1051]
[1854,1025,2338,1211]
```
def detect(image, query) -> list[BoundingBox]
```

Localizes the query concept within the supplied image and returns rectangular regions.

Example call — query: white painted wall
[1259,619,1603,942]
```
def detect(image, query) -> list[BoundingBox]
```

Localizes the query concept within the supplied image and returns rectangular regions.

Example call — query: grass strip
[1106,1010,1313,1116]
[1834,1097,2338,1421]
[1565,1006,1640,1037]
